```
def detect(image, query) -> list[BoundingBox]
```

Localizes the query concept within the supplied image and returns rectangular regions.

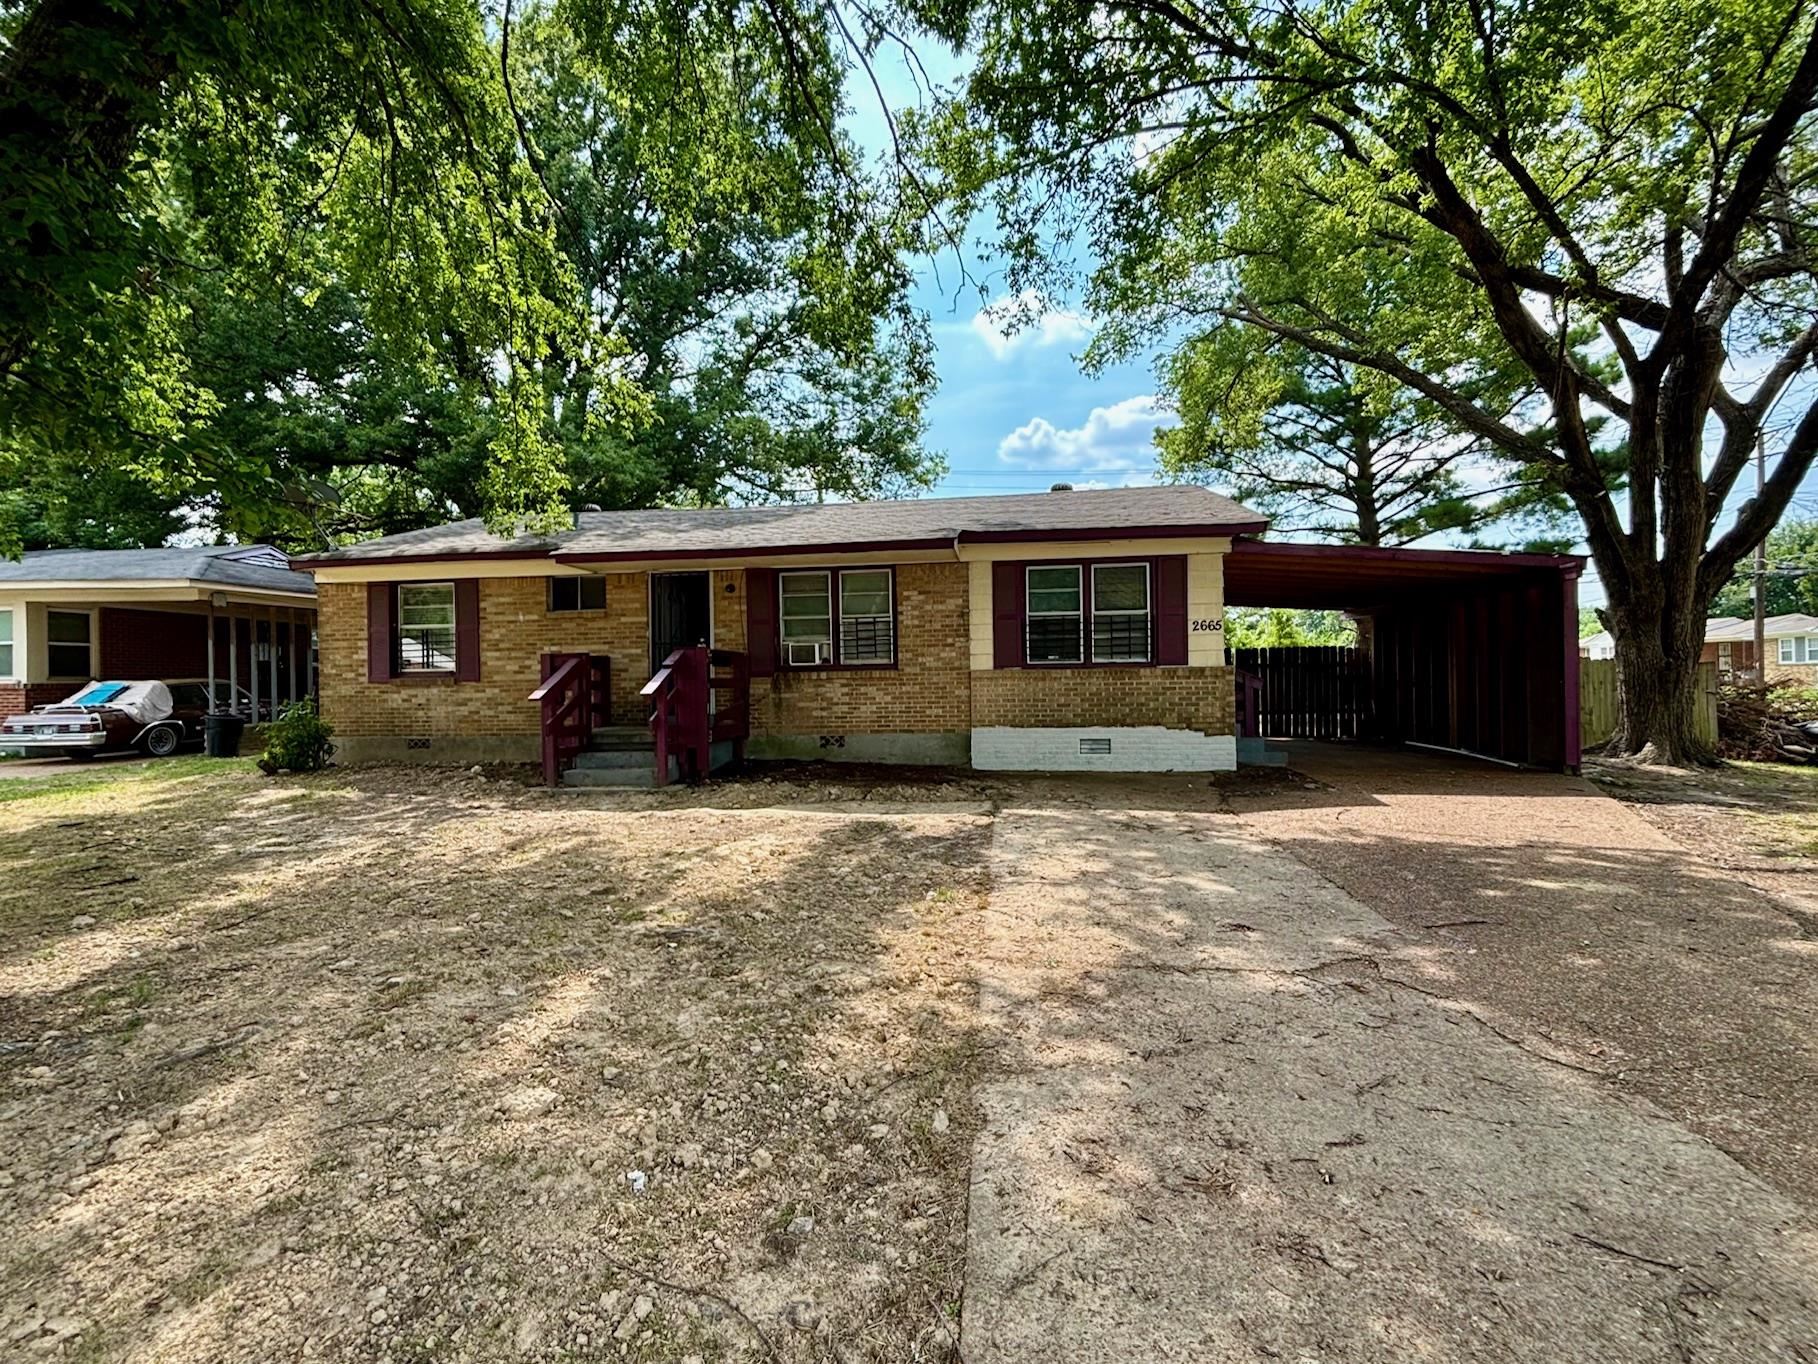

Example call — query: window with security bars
[1091,563,1150,662]
[839,569,894,663]
[396,583,457,672]
[1026,565,1084,663]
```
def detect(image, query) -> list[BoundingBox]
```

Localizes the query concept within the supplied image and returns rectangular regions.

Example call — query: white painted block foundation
[971,726,1237,773]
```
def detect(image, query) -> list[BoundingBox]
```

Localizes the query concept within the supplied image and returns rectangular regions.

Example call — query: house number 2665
[1191,619,1224,632]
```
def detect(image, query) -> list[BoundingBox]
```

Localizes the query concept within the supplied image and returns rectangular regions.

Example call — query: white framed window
[0,608,11,678]
[1026,565,1084,664]
[549,576,606,612]
[1781,636,1818,665]
[839,569,894,664]
[1091,562,1151,662]
[780,570,832,666]
[397,583,457,672]
[46,609,92,679]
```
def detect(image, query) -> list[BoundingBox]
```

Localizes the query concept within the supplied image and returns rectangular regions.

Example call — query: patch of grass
[0,755,257,805]
[172,1249,235,1305]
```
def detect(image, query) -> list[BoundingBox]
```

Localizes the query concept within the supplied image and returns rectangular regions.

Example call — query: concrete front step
[590,725,653,750]
[573,747,655,771]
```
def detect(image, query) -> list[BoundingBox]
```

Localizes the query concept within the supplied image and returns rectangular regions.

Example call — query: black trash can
[205,712,246,758]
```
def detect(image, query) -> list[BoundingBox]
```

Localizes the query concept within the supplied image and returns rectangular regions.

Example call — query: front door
[650,572,711,675]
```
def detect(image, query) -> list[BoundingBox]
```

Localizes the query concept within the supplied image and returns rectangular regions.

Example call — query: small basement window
[549,576,606,612]
[1026,565,1084,663]
[397,583,457,672]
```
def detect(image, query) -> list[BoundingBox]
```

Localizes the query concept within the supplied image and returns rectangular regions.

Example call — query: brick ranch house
[0,546,318,718]
[293,486,1586,780]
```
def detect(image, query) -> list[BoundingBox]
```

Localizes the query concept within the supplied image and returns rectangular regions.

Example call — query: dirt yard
[0,760,991,1361]
[5,750,1818,1362]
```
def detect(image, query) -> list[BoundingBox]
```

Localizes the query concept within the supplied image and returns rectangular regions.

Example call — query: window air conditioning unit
[787,641,830,666]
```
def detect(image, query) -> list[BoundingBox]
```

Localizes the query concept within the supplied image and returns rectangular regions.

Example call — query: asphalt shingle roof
[0,546,315,596]
[293,486,1268,565]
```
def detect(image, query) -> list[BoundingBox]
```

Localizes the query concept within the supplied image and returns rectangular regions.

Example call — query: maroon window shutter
[366,583,394,682]
[454,580,482,682]
[747,567,778,676]
[1154,556,1189,665]
[992,562,1024,668]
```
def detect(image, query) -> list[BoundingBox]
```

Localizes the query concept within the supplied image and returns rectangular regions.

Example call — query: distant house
[0,546,318,718]
[1582,612,1818,682]
[1707,612,1818,681]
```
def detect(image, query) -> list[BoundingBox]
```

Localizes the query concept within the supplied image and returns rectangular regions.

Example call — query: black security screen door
[650,572,711,674]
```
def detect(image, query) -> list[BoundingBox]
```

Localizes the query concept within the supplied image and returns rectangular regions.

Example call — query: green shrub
[258,697,336,775]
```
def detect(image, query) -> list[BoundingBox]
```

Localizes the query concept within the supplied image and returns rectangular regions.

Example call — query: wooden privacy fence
[1579,658,1719,751]
[1233,646,1373,740]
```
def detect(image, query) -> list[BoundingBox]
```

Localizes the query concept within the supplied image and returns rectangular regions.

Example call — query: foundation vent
[1079,737,1113,755]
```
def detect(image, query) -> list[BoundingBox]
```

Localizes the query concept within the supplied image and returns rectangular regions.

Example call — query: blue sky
[844,42,1818,613]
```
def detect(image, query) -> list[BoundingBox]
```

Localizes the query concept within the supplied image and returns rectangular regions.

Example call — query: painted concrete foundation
[746,731,971,766]
[333,735,539,766]
[971,726,1237,773]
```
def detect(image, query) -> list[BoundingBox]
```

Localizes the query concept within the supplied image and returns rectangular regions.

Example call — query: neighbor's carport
[1223,539,1584,771]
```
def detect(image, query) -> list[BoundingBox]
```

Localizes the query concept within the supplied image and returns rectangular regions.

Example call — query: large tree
[920,0,1818,762]
[1159,333,1579,547]
[0,0,926,550]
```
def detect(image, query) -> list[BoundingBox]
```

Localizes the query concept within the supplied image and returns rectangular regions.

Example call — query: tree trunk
[1608,593,1713,765]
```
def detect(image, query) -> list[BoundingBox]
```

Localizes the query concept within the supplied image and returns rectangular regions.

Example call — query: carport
[1223,539,1584,771]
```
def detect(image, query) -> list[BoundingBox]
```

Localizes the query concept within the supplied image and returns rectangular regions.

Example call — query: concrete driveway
[962,762,1818,1362]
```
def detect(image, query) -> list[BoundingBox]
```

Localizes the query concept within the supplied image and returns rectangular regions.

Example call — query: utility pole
[1755,434,1768,687]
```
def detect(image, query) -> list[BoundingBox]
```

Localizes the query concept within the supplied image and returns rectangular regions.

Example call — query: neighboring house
[0,546,319,719]
[1706,612,1818,682]
[294,486,1588,778]
[1584,613,1818,683]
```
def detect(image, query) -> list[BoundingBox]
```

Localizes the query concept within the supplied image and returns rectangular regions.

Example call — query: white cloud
[997,395,1172,472]
[969,288,1093,360]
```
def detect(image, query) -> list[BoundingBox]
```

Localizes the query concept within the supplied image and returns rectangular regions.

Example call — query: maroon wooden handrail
[640,646,749,785]
[533,652,610,785]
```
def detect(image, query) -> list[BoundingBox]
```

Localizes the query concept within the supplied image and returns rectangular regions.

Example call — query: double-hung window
[1026,566,1084,663]
[1091,563,1151,662]
[780,571,833,666]
[839,569,894,663]
[0,609,11,678]
[46,610,92,679]
[1781,635,1818,665]
[778,568,897,666]
[397,583,457,672]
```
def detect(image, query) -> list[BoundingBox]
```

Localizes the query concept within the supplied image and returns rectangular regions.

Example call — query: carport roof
[1224,539,1583,611]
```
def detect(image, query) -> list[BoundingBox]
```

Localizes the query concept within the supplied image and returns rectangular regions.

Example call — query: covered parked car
[0,680,245,760]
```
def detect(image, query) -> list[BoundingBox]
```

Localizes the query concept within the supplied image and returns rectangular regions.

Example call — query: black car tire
[142,725,181,758]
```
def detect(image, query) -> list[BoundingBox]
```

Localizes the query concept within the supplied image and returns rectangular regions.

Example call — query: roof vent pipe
[1049,482,1073,492]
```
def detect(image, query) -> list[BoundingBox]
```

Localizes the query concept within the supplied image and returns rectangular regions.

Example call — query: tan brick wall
[318,574,649,739]
[1765,660,1818,686]
[750,561,972,736]
[314,556,1238,757]
[971,665,1235,735]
